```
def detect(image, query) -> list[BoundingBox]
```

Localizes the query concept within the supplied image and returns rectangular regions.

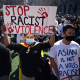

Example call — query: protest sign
[57,49,79,80]
[3,5,57,34]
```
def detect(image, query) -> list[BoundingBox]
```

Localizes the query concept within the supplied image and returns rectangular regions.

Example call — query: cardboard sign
[3,5,57,34]
[57,49,79,80]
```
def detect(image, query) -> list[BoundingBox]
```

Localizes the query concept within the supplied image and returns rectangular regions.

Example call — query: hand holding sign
[6,23,14,33]
[1,24,6,33]
[52,26,57,35]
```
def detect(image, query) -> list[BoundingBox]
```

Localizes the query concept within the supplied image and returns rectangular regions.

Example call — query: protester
[48,24,80,80]
[3,24,57,80]
[0,43,12,80]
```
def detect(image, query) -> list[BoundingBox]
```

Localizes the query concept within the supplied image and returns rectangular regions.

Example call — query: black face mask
[65,35,75,41]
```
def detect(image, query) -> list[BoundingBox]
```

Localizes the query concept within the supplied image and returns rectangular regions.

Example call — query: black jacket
[7,41,51,77]
[0,43,12,77]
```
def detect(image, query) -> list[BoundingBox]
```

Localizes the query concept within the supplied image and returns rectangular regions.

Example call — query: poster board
[3,5,57,34]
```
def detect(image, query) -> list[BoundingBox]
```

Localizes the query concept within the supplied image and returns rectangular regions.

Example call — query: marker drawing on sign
[37,7,48,18]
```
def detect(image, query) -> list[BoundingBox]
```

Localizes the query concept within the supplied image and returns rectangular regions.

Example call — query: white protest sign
[3,5,57,34]
[57,49,79,80]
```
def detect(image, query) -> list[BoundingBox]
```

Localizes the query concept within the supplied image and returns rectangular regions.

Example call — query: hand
[52,26,57,35]
[1,24,6,34]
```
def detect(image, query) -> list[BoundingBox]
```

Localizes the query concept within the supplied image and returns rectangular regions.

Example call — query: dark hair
[24,34,35,37]
[63,24,75,33]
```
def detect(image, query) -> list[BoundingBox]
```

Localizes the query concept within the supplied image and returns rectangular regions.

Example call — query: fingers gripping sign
[52,26,57,35]
[6,23,14,33]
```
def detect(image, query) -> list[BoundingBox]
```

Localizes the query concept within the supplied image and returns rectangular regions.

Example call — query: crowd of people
[0,14,80,80]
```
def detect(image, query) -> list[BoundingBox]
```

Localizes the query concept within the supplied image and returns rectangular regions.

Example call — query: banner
[57,49,79,80]
[3,5,57,34]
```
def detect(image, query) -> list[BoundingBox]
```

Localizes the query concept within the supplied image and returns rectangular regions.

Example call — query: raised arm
[2,24,10,46]
[4,34,10,46]
[49,26,57,46]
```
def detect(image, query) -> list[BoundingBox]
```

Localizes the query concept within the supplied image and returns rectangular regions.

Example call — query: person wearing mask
[3,24,57,80]
[48,24,80,80]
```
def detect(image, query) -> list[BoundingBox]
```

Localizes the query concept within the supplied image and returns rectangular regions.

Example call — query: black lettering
[29,16,34,26]
[35,17,40,26]
[40,17,46,26]
[24,17,29,25]
[18,16,24,25]
[11,16,17,25]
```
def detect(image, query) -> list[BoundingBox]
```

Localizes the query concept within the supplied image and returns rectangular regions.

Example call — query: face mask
[65,35,75,41]
[26,39,34,45]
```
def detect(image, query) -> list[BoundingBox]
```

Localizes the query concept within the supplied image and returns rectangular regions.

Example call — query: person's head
[62,24,75,42]
[24,34,35,45]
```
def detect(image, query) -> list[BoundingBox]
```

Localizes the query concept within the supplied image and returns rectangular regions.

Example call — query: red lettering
[29,26,34,34]
[17,6,23,16]
[39,26,44,34]
[34,26,40,34]
[10,6,16,16]
[29,26,31,34]
[21,26,25,34]
[49,25,53,34]
[5,6,10,16]
[25,26,30,34]
[24,6,29,16]
[15,25,20,33]
[44,26,49,34]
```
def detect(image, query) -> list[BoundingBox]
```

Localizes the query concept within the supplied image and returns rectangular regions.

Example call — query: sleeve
[7,42,21,52]
[4,48,12,63]
[78,46,80,57]
[48,46,57,58]
[39,41,51,50]
[3,46,12,75]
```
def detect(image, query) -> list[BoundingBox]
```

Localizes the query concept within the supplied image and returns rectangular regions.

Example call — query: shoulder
[52,40,62,48]
[0,43,10,52]
[54,40,62,45]
[74,36,80,45]
[0,43,6,48]
[71,41,80,47]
